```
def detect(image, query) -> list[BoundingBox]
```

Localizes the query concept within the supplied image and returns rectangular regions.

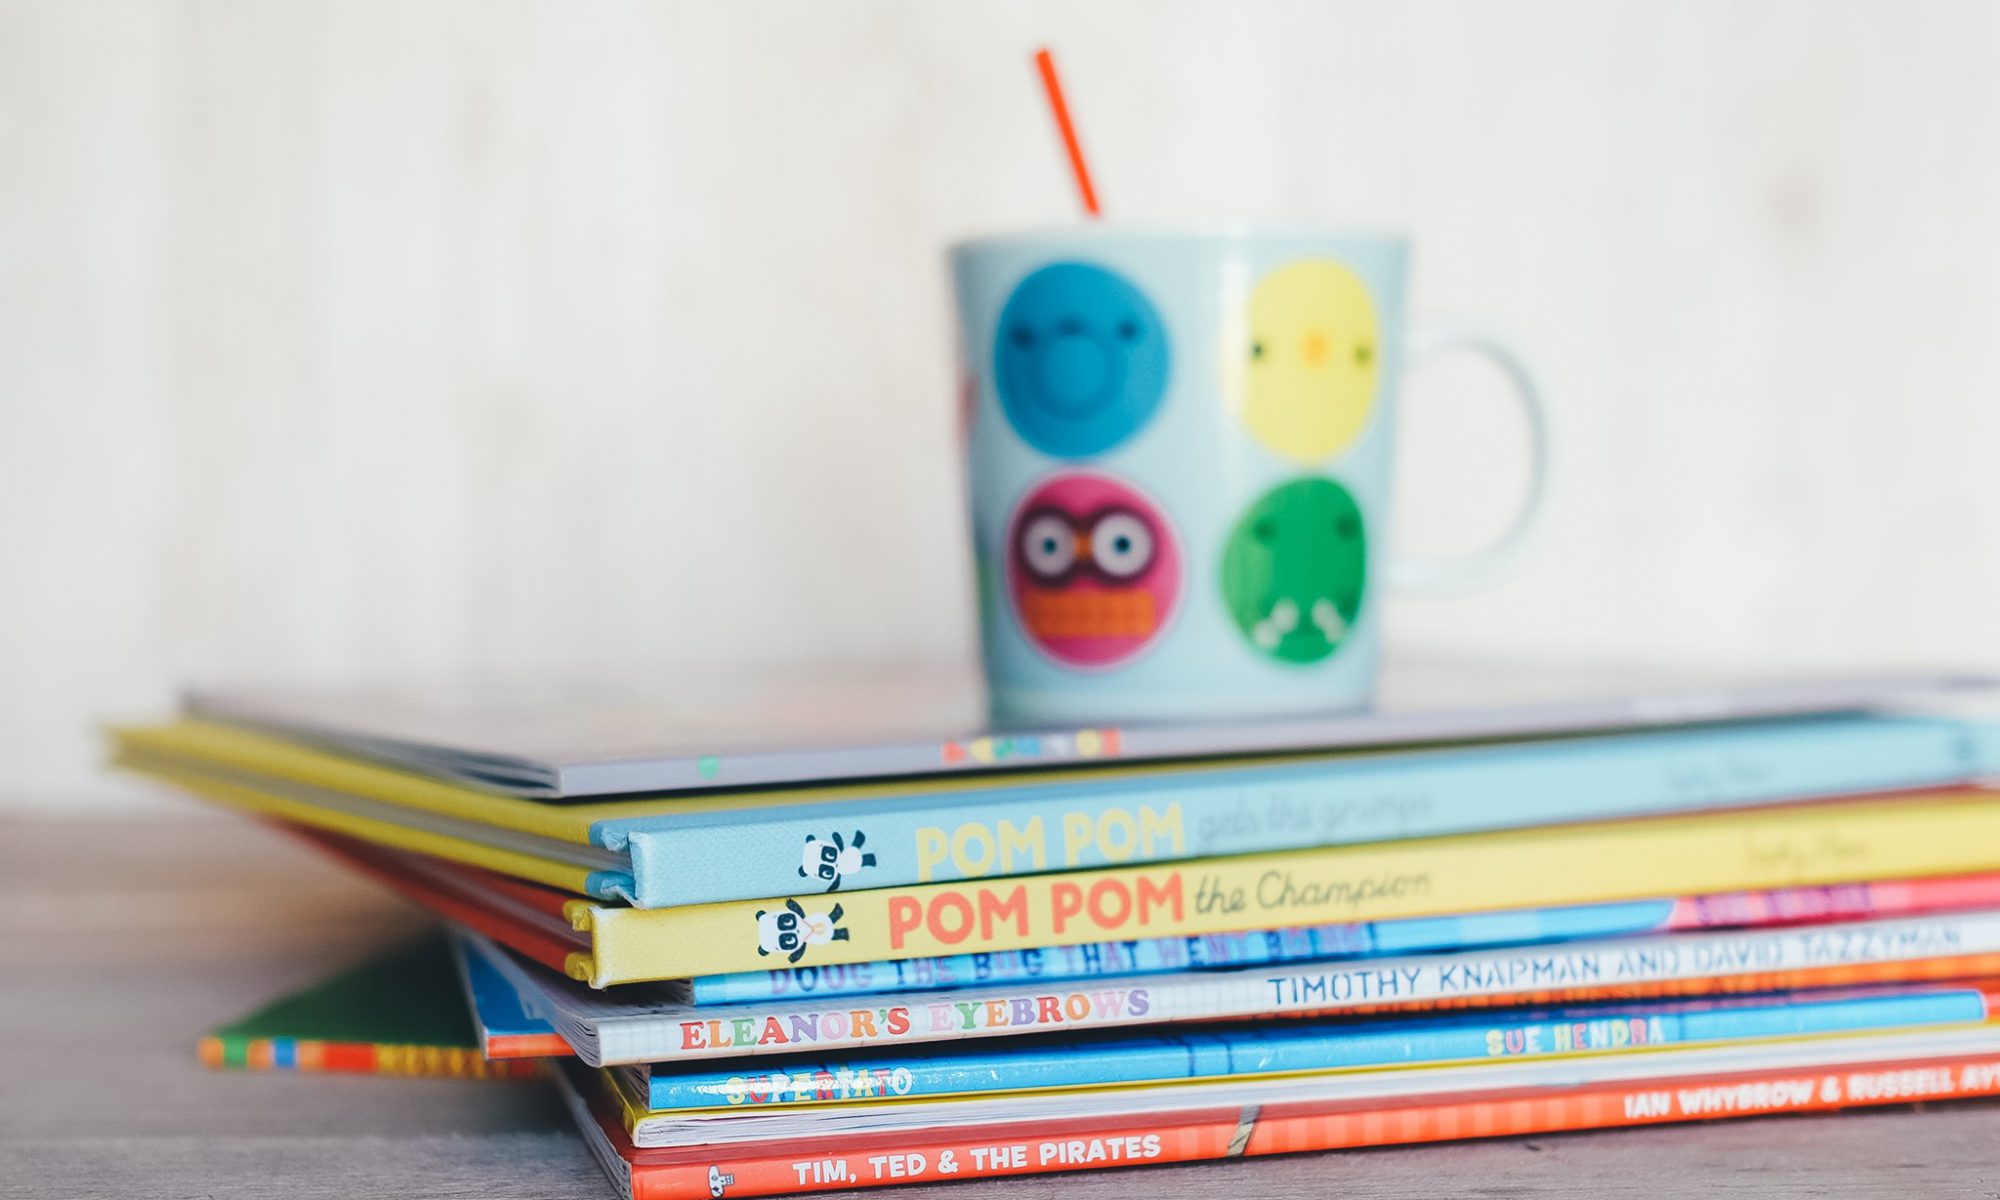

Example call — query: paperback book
[556,1031,2000,1198]
[611,1015,2000,1147]
[458,907,2000,1066]
[450,935,574,1059]
[200,933,542,1079]
[619,982,1997,1117]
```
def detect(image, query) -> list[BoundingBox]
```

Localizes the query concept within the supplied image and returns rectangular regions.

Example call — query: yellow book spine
[121,759,603,896]
[111,722,606,842]
[568,791,2000,985]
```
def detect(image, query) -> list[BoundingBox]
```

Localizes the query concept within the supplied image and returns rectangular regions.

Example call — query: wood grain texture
[4,813,2000,1199]
[5,0,2000,810]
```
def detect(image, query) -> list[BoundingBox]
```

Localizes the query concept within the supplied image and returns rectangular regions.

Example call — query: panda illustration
[707,1165,734,1198]
[755,897,850,964]
[799,829,876,892]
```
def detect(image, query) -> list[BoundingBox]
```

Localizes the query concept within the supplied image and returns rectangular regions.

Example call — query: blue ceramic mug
[952,227,1550,724]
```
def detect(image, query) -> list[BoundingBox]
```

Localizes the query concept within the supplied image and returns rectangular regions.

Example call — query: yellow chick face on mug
[1234,259,1380,464]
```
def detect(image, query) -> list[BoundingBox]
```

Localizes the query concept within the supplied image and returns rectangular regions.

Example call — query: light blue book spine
[684,899,1682,1005]
[641,986,1990,1110]
[590,715,1998,907]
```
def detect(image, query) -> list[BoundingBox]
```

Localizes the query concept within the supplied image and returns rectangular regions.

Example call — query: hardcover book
[346,822,2000,1000]
[114,712,2000,909]
[686,874,2000,1004]
[270,787,2000,983]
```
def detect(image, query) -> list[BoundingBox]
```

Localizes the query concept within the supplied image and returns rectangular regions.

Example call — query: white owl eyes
[1015,506,1159,585]
[1090,511,1153,579]
[1020,513,1078,579]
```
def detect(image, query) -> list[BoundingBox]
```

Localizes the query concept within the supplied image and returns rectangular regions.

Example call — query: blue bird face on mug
[993,262,1170,457]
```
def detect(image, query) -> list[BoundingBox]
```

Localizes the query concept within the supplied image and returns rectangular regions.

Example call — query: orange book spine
[199,1035,542,1079]
[1244,1050,2000,1154]
[483,1032,576,1059]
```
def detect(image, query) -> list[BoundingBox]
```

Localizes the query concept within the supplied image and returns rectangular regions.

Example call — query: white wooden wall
[6,1,1999,808]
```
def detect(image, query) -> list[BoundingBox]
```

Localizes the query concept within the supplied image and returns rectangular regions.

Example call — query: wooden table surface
[6,812,2000,1199]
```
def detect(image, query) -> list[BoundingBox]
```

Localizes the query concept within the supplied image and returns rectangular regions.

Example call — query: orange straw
[1033,47,1101,218]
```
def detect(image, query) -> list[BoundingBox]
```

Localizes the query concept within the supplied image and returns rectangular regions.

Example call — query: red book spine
[292,826,583,975]
[1243,1052,2000,1154]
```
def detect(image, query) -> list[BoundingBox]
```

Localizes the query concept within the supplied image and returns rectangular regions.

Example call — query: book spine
[123,758,606,896]
[197,1035,542,1079]
[593,910,2000,1063]
[620,717,1997,906]
[632,1119,1239,1200]
[449,915,578,1058]
[686,874,2000,1004]
[640,985,1993,1110]
[1661,872,2000,928]
[483,1033,573,1059]
[1324,950,2000,1017]
[685,901,1675,1004]
[578,792,2000,983]
[1242,1050,2000,1156]
[626,1051,2000,1198]
[310,827,585,977]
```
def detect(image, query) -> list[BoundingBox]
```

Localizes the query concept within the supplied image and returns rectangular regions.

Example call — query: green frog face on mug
[1221,478,1367,664]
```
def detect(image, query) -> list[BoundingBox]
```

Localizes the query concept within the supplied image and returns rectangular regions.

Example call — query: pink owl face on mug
[1004,472,1182,668]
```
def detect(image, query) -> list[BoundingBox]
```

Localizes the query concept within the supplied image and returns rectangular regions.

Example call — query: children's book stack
[119,671,2000,1198]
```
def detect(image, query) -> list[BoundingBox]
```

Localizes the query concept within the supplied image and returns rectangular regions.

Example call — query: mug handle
[1385,321,1553,595]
